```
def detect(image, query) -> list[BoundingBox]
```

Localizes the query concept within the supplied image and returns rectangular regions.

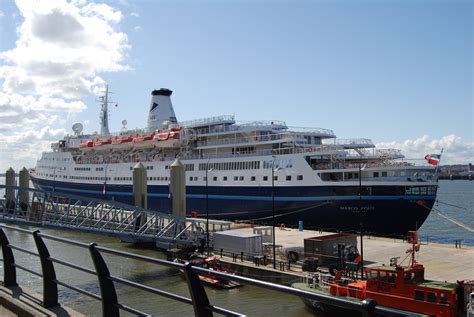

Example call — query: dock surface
[226,227,474,282]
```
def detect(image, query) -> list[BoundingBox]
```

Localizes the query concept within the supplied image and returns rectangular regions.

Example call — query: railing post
[0,228,17,287]
[360,298,376,317]
[182,263,212,317]
[32,230,59,307]
[89,243,119,317]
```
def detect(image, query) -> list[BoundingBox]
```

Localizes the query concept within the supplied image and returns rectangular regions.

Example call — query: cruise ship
[31,88,438,236]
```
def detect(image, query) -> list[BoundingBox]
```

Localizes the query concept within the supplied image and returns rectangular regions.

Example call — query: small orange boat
[175,255,241,289]
[132,133,155,149]
[93,138,112,147]
[110,136,133,150]
[79,140,94,149]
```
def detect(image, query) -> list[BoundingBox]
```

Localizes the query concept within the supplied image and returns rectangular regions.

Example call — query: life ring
[279,223,286,230]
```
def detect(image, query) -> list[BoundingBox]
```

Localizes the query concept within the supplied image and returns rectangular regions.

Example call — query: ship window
[130,167,133,170]
[373,172,379,177]
[297,175,303,180]
[439,293,447,304]
[189,177,193,181]
[415,290,424,301]
[427,292,436,303]
[239,176,244,181]
[263,176,268,181]
[382,171,387,177]
[387,273,396,284]
[194,177,198,181]
[368,271,377,280]
[251,176,256,181]
[274,176,278,181]
[378,271,387,281]
[213,176,217,181]
[286,175,291,181]
[234,176,238,181]
[223,176,227,181]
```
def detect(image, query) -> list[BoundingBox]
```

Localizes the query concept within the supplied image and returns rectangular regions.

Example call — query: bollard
[133,162,147,230]
[298,220,303,231]
[5,167,15,212]
[220,248,223,258]
[170,158,186,217]
[241,251,244,262]
[19,167,30,212]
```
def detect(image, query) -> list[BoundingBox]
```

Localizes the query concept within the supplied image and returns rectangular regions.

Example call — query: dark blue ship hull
[30,176,436,237]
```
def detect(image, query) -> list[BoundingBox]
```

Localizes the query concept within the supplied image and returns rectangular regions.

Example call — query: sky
[0,0,472,171]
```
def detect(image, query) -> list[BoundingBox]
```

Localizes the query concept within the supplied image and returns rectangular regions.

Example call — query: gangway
[0,185,214,248]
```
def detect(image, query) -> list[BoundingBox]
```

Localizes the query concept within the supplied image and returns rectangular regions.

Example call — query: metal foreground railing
[0,225,424,317]
[0,185,205,248]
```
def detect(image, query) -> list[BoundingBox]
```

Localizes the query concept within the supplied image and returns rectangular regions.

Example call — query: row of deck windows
[189,175,304,182]
[128,166,155,171]
[198,161,260,171]
[147,176,169,181]
[415,290,447,304]
[74,167,91,171]
[70,176,110,181]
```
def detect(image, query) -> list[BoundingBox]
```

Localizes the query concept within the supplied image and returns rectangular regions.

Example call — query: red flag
[424,154,439,166]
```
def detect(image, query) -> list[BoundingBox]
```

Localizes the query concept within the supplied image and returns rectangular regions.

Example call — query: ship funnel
[147,89,178,131]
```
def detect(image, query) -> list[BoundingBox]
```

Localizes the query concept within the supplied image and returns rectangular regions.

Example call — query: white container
[214,230,263,257]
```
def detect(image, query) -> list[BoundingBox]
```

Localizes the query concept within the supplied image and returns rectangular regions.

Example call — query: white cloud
[0,0,130,171]
[376,134,474,165]
[0,10,5,18]
[130,12,139,18]
[134,25,142,32]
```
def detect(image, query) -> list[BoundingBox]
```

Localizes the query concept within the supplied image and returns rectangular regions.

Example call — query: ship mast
[99,85,110,136]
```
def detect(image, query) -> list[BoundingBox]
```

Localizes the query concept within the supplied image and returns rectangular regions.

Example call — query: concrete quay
[221,226,474,283]
[0,284,84,317]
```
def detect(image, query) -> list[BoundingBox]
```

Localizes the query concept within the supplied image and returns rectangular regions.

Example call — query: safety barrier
[0,224,423,317]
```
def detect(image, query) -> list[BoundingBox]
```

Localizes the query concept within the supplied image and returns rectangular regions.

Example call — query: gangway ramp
[0,185,220,248]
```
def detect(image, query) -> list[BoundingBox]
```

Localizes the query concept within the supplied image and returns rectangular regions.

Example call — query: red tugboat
[293,231,470,317]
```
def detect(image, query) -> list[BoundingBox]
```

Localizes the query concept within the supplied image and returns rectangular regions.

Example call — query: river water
[0,180,472,316]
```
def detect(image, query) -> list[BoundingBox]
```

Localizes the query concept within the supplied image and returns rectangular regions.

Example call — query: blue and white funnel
[147,89,178,131]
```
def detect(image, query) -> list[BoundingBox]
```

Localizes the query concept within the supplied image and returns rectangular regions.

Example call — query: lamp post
[358,161,364,278]
[103,162,109,200]
[205,165,214,255]
[271,156,277,269]
[52,167,57,193]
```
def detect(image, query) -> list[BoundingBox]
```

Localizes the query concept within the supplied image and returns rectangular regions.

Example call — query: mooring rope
[434,209,474,233]
[247,201,331,222]
[421,204,474,233]
[436,200,468,210]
